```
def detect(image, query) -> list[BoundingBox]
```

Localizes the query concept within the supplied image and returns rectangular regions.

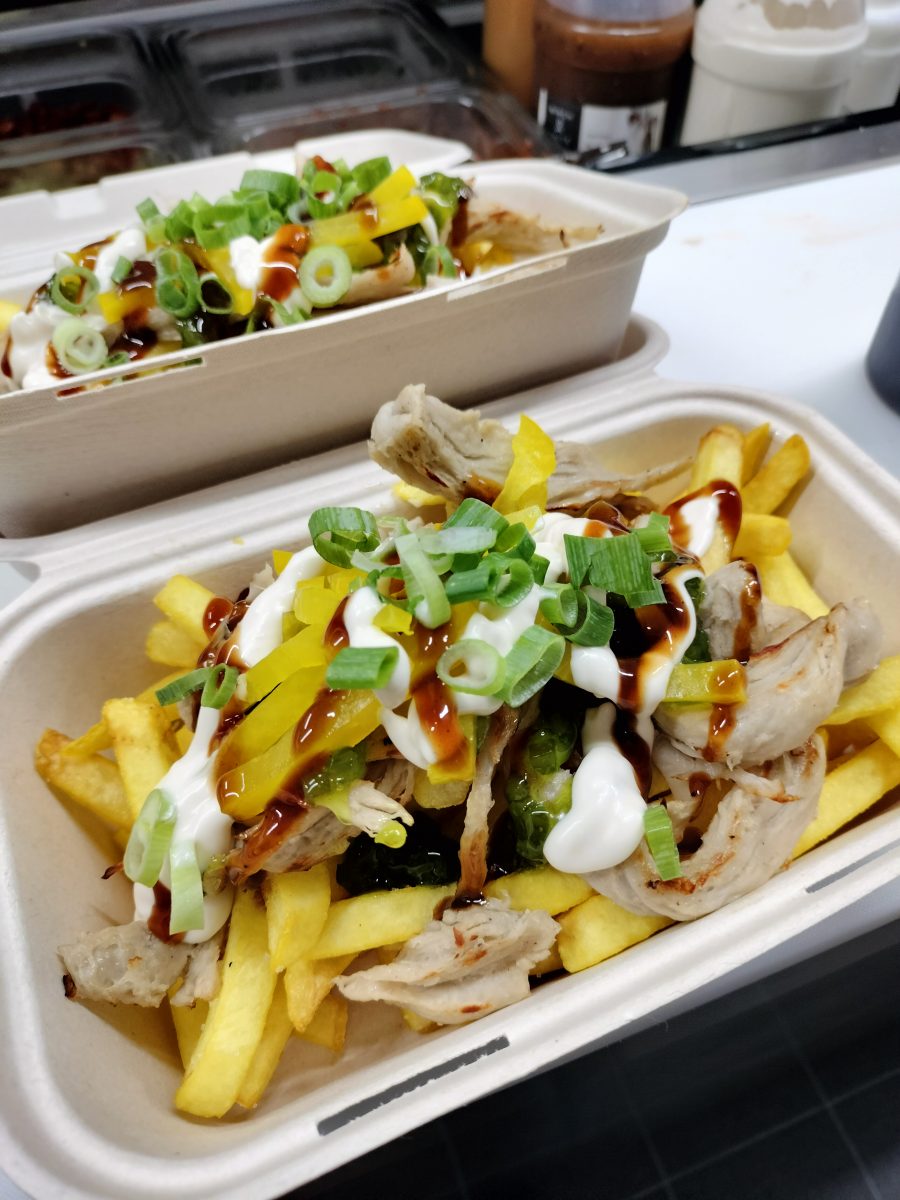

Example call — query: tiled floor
[293,916,900,1200]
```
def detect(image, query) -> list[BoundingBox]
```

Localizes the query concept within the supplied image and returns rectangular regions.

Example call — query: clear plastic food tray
[0,136,685,537]
[1,364,898,1200]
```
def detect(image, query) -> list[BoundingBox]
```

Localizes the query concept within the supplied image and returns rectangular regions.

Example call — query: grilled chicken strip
[655,605,852,767]
[369,386,687,510]
[227,804,353,884]
[60,922,200,1007]
[588,734,825,920]
[341,245,416,307]
[462,204,600,255]
[336,899,558,1025]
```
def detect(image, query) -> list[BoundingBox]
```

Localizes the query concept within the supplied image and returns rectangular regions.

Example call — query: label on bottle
[538,90,667,158]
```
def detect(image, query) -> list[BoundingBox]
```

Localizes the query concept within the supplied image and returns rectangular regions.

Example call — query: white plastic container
[1,365,898,1200]
[0,133,685,539]
[846,0,900,111]
[681,0,867,144]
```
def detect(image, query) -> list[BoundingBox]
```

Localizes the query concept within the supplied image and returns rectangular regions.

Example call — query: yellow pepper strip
[309,195,428,249]
[344,240,384,269]
[236,980,294,1109]
[793,740,900,857]
[502,504,543,531]
[755,552,829,619]
[97,289,152,324]
[494,415,556,515]
[426,713,476,784]
[244,627,328,708]
[664,660,747,705]
[218,689,382,822]
[0,298,21,333]
[823,655,900,725]
[393,481,446,509]
[176,887,276,1118]
[369,165,417,206]
[741,422,772,483]
[222,663,325,764]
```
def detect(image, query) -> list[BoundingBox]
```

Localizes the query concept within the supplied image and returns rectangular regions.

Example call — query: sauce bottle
[533,0,694,160]
[483,0,537,110]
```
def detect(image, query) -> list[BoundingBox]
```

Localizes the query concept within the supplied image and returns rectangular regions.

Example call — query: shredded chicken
[588,734,825,920]
[227,804,353,883]
[336,900,559,1024]
[169,932,223,1007]
[60,922,196,1007]
[369,386,687,510]
[347,780,414,839]
[462,204,600,255]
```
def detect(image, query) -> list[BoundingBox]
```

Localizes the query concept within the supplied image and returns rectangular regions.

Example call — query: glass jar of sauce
[534,0,694,159]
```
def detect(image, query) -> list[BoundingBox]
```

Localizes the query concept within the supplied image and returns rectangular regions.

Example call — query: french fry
[754,552,829,619]
[170,998,208,1069]
[310,885,454,959]
[557,895,671,974]
[153,574,216,646]
[742,433,811,514]
[61,671,185,760]
[793,740,900,857]
[732,513,792,560]
[103,697,177,820]
[145,619,205,669]
[412,772,470,809]
[484,866,593,915]
[531,942,563,976]
[284,954,354,1033]
[300,991,348,1054]
[687,424,743,491]
[35,729,132,836]
[869,709,900,759]
[175,888,277,1118]
[264,864,332,972]
[236,980,293,1108]
[402,1008,437,1035]
[823,655,900,725]
[741,422,772,483]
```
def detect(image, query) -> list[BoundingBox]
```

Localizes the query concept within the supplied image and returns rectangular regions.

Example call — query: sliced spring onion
[417,527,497,556]
[567,530,666,607]
[539,583,580,628]
[326,646,399,690]
[137,197,160,223]
[530,554,550,585]
[563,533,603,588]
[644,805,682,881]
[192,205,251,250]
[110,256,132,286]
[445,560,500,605]
[164,199,195,242]
[495,522,535,561]
[444,497,509,534]
[123,788,176,887]
[309,506,380,567]
[155,247,200,318]
[168,840,205,935]
[564,593,615,647]
[310,169,341,198]
[502,627,566,707]
[299,245,353,308]
[422,244,458,279]
[489,555,534,608]
[436,639,505,696]
[352,156,392,194]
[155,667,211,706]
[49,265,99,315]
[239,168,301,208]
[198,272,234,315]
[266,296,307,327]
[201,663,240,709]
[634,512,672,557]
[51,318,107,374]
[104,351,130,368]
[396,532,451,628]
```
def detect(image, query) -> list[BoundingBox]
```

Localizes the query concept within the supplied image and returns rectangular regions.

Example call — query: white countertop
[634,158,900,478]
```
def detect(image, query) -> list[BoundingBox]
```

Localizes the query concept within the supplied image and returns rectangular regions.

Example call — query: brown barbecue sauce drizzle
[227,798,309,881]
[259,224,311,303]
[734,565,762,663]
[665,480,742,557]
[148,883,184,944]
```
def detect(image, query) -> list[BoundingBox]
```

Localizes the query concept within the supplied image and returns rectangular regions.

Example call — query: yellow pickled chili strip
[271,549,294,575]
[293,581,342,626]
[664,660,747,705]
[308,196,428,249]
[243,627,328,707]
[368,165,417,206]
[373,604,413,635]
[97,289,153,324]
[426,713,476,784]
[218,689,382,822]
[189,246,255,316]
[493,415,556,515]
[393,482,446,509]
[222,664,326,764]
[344,240,383,269]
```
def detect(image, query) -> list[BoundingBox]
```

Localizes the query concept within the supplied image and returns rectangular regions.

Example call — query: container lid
[542,0,692,18]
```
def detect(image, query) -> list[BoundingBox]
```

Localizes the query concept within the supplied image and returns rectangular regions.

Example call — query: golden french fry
[62,719,112,758]
[755,552,829,619]
[869,710,900,758]
[402,1008,437,1034]
[300,991,348,1054]
[557,895,671,973]
[35,729,132,836]
[412,771,470,810]
[821,719,877,763]
[153,574,216,646]
[484,866,593,915]
[146,619,205,669]
[742,434,811,515]
[236,980,293,1108]
[824,656,900,725]
[687,424,744,491]
[310,885,454,960]
[176,888,276,1118]
[284,954,354,1032]
[170,998,208,1069]
[741,422,772,483]
[531,942,563,976]
[103,697,177,821]
[264,864,332,972]
[793,741,900,857]
[732,513,792,560]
